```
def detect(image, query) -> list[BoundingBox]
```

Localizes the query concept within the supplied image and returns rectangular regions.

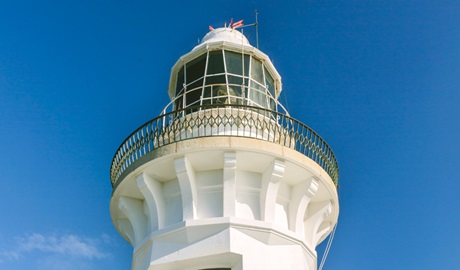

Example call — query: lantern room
[166,27,284,114]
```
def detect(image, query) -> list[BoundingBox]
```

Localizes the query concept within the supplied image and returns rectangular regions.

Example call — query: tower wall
[110,137,338,270]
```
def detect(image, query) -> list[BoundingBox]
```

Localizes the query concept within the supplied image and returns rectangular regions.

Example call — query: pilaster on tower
[109,25,339,270]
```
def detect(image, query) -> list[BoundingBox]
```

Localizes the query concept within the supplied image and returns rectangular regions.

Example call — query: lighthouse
[109,25,339,270]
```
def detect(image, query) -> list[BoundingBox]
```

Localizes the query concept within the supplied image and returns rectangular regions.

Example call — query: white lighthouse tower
[109,25,339,270]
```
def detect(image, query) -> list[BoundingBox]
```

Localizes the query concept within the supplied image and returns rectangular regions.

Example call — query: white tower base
[111,137,338,270]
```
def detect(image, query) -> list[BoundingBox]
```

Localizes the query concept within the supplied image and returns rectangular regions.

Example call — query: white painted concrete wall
[110,136,338,270]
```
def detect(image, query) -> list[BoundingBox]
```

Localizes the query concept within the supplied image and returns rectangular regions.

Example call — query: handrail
[160,83,290,117]
[110,104,339,188]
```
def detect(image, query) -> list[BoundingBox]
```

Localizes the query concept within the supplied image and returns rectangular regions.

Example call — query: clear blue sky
[1,1,459,269]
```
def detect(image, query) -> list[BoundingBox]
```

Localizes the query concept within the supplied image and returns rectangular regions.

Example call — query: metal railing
[110,104,339,187]
[159,83,290,116]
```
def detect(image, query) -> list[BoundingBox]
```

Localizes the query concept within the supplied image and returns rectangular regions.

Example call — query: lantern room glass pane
[249,81,268,108]
[227,75,246,104]
[213,85,228,104]
[176,67,184,96]
[188,78,203,92]
[204,75,226,85]
[227,75,242,86]
[186,90,201,107]
[264,66,276,98]
[228,85,243,104]
[250,57,264,84]
[227,75,248,87]
[186,53,206,85]
[225,50,241,75]
[201,86,212,104]
[185,79,203,106]
[207,50,225,75]
[203,75,226,104]
[224,50,249,76]
[269,97,276,111]
[175,96,183,110]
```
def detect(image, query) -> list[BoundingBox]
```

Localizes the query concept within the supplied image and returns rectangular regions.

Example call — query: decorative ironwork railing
[110,104,339,187]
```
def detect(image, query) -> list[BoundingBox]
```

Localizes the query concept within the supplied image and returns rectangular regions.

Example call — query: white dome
[193,27,250,50]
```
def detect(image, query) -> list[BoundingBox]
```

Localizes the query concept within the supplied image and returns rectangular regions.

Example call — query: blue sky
[1,1,459,269]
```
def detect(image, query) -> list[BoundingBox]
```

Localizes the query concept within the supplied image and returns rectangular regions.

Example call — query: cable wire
[318,222,337,270]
